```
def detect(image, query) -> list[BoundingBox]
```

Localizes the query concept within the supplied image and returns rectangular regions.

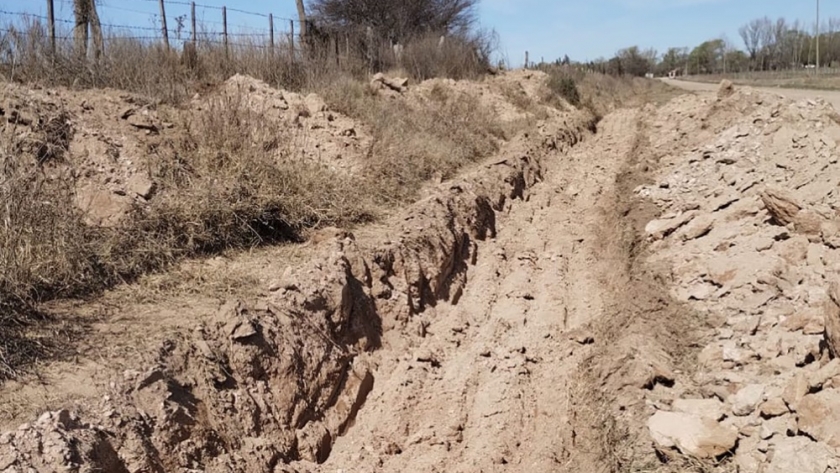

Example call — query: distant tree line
[550,15,840,77]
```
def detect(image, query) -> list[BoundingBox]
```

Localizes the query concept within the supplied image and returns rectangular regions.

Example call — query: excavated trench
[8,80,840,473]
[0,93,720,473]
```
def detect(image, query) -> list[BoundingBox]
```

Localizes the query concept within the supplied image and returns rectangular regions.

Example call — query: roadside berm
[3,75,840,473]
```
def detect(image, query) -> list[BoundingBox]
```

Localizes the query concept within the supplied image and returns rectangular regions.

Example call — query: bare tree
[73,0,103,60]
[739,21,759,67]
[828,18,840,66]
[307,0,478,42]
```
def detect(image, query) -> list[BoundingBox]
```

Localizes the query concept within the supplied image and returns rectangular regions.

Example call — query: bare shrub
[546,72,581,107]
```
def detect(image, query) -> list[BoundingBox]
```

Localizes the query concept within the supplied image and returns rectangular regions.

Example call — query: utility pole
[816,0,820,73]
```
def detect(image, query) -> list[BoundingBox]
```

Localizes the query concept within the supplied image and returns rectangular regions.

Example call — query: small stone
[755,238,775,251]
[759,398,789,418]
[797,389,840,448]
[782,372,809,411]
[731,384,765,416]
[230,320,258,341]
[680,214,715,241]
[809,359,840,390]
[645,212,697,240]
[760,423,774,440]
[765,437,838,473]
[126,174,156,200]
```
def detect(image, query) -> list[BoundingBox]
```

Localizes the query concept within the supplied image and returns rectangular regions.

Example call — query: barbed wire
[0,7,296,39]
[8,0,296,22]
[0,26,284,50]
[131,0,298,22]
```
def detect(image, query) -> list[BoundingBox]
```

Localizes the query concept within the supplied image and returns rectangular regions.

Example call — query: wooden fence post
[159,0,169,50]
[46,0,56,56]
[525,51,529,69]
[222,6,228,57]
[366,26,373,72]
[290,19,295,57]
[268,13,274,55]
[191,1,197,44]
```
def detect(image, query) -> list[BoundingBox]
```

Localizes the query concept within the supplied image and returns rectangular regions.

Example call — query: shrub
[546,72,581,107]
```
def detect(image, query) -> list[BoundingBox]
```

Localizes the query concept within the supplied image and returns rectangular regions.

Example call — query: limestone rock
[648,411,738,459]
[730,384,765,416]
[679,213,715,241]
[761,188,802,226]
[826,280,840,358]
[717,79,735,100]
[759,398,789,418]
[765,437,837,473]
[645,212,697,240]
[126,174,156,200]
[797,389,840,448]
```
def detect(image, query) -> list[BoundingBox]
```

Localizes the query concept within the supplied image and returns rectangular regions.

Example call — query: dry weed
[322,79,504,203]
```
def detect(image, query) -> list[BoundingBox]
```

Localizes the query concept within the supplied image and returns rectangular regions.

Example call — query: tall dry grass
[321,77,504,204]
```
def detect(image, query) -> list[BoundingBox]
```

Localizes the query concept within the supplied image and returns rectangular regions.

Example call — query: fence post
[268,13,274,55]
[290,20,295,57]
[366,26,373,72]
[191,1,197,44]
[158,0,169,50]
[222,6,228,57]
[46,0,56,56]
[525,51,529,69]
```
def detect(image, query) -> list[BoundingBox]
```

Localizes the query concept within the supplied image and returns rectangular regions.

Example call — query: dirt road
[668,77,840,109]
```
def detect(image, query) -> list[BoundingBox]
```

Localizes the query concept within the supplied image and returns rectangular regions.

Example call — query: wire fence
[0,0,302,52]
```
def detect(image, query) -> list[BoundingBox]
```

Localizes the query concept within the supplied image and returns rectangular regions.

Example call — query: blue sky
[4,0,839,65]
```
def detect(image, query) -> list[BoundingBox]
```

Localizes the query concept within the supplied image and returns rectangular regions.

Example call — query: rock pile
[638,82,840,471]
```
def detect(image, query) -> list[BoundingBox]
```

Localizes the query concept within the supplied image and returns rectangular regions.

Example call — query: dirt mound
[0,75,369,229]
[204,74,370,174]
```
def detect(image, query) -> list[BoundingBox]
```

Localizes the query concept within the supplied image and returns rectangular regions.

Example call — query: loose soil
[3,75,840,473]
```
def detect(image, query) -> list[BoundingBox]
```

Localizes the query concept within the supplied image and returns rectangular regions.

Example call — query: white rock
[647,411,738,459]
[731,384,765,416]
[766,437,838,473]
[797,389,840,448]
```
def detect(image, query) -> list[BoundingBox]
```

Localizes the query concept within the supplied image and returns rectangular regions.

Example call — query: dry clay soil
[5,77,840,472]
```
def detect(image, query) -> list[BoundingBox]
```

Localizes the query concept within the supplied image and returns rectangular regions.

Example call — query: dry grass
[321,77,504,204]
[399,32,494,82]
[1,19,493,103]
[538,65,682,118]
